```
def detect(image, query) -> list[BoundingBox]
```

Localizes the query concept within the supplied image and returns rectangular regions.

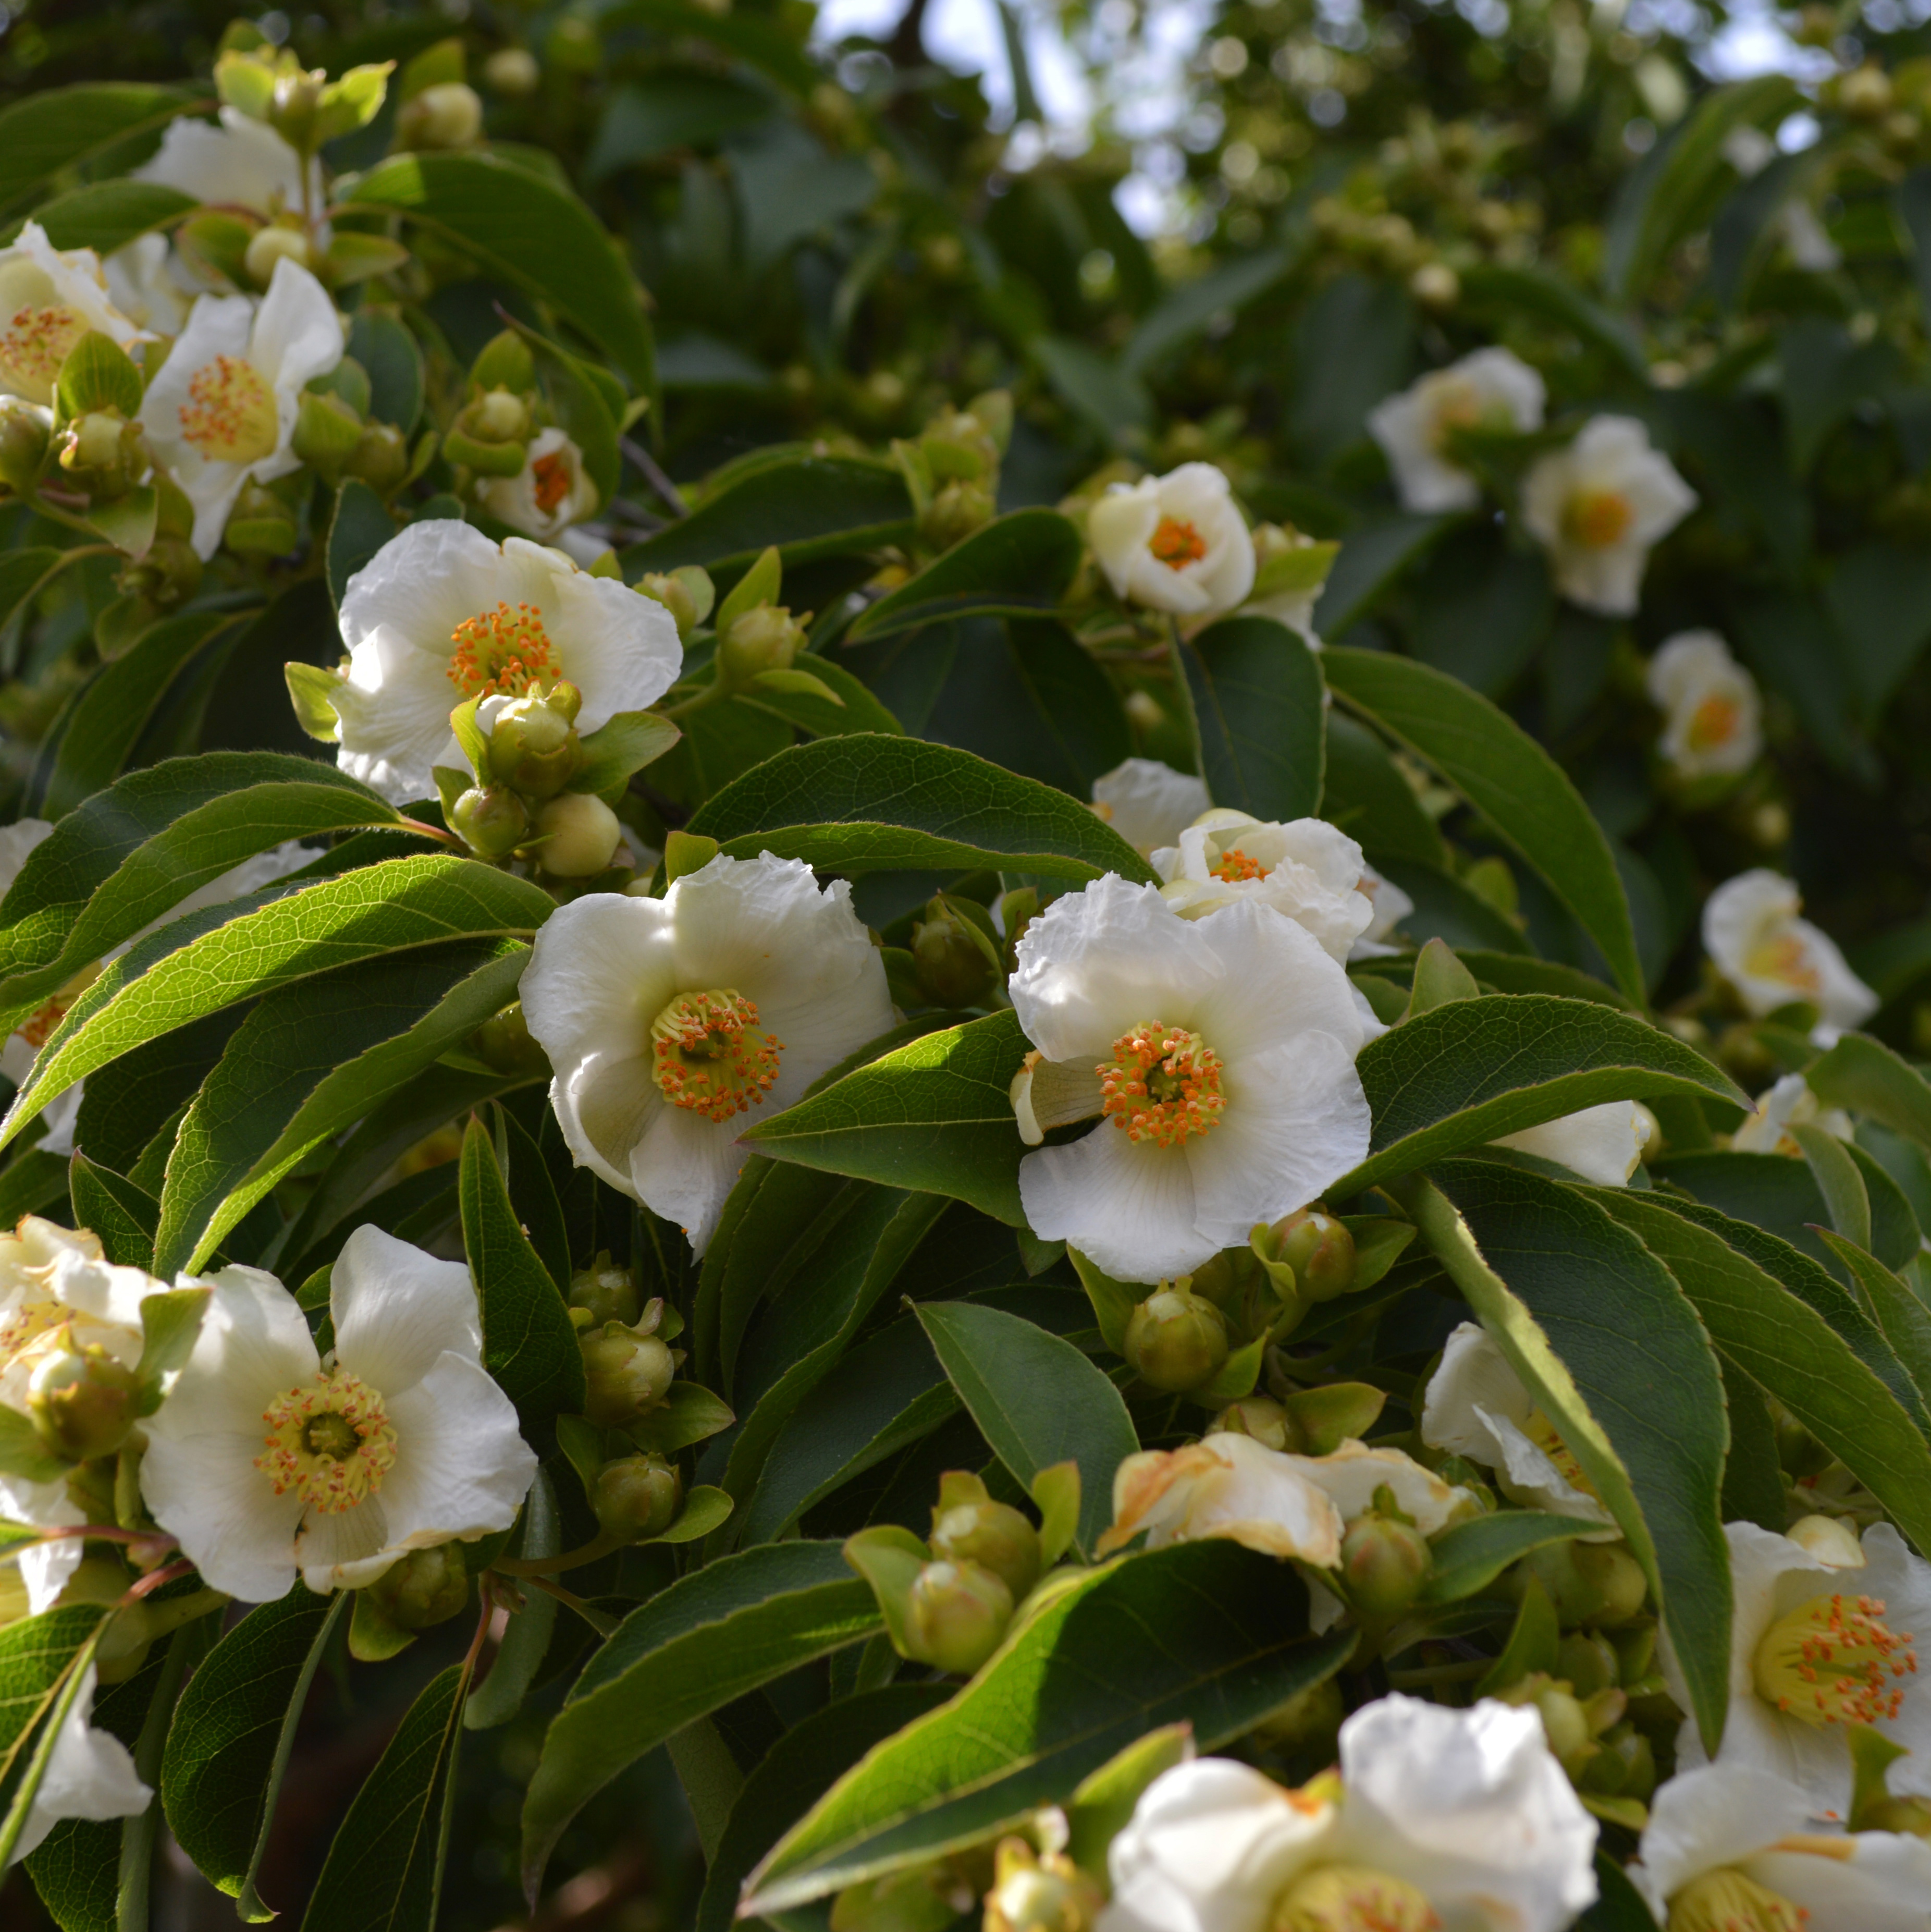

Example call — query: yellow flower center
[0,304,86,402]
[1667,1868,1805,1932]
[1562,488,1634,549]
[1098,1021,1226,1148]
[1209,845,1268,883]
[1752,1589,1916,1728]
[1272,1864,1440,1932]
[1150,515,1209,570]
[447,601,561,700]
[1742,932,1822,998]
[1687,692,1742,753]
[178,353,279,464]
[0,1294,66,1365]
[531,448,574,515]
[256,1368,398,1514]
[650,989,784,1123]
[1522,1403,1599,1498]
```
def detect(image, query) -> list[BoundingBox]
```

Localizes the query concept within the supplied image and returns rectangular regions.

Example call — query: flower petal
[331,1225,482,1397]
[141,1425,305,1604]
[374,1354,536,1556]
[1020,1122,1208,1283]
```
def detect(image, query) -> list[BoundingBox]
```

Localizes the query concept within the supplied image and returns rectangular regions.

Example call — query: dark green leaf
[847,511,1082,640]
[66,1155,157,1270]
[624,458,914,575]
[1310,515,1455,637]
[1321,712,1448,870]
[1808,1032,1931,1149]
[0,84,195,212]
[1173,615,1325,824]
[1418,1512,1601,1605]
[325,478,399,614]
[740,655,903,740]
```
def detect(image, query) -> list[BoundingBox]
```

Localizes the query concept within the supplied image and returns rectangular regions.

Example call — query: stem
[396,815,461,845]
[661,678,730,722]
[119,1559,193,1605]
[620,435,688,519]
[28,1524,179,1550]
[519,1574,618,1636]
[140,1587,228,1640]
[496,1529,622,1576]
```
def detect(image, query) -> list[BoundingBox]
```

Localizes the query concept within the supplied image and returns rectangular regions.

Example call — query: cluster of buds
[214,31,393,160]
[1211,1380,1386,1457]
[444,332,599,538]
[982,1839,1103,1932]
[893,390,1013,553]
[290,360,411,495]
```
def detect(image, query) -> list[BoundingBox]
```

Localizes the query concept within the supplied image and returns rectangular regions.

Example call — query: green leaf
[916,1300,1135,1558]
[0,84,195,212]
[599,0,821,94]
[161,1588,348,1916]
[0,1606,109,1869]
[0,856,553,1152]
[521,1542,882,1897]
[846,511,1082,640]
[346,309,425,434]
[743,1010,1031,1223]
[1337,995,1746,1195]
[299,1662,465,1932]
[686,735,1153,884]
[54,331,142,423]
[1321,711,1448,870]
[570,710,683,796]
[625,457,914,574]
[1120,247,1293,376]
[325,477,398,614]
[1456,263,1648,378]
[133,1287,209,1412]
[739,654,904,739]
[0,1405,66,1484]
[66,1155,157,1270]
[154,943,529,1275]
[0,549,76,642]
[1311,515,1456,638]
[1411,1163,1732,1753]
[1814,1227,1931,1412]
[342,151,655,393]
[1030,335,1151,444]
[1651,1151,1839,1278]
[1418,1512,1601,1605]
[743,1542,1353,1914]
[585,72,778,180]
[1172,615,1325,824]
[1322,647,1645,1001]
[1807,1032,1931,1149]
[1791,1121,1871,1252]
[465,1472,560,1732]
[460,1116,587,1437]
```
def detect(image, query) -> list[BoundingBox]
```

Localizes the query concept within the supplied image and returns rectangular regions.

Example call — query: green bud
[345,421,410,495]
[569,1252,639,1328]
[0,400,50,493]
[1579,1721,1654,1799]
[472,1000,550,1076]
[1557,1630,1620,1698]
[636,569,710,640]
[1182,1247,1261,1313]
[1260,1207,1356,1302]
[367,1543,470,1630]
[94,1599,153,1685]
[27,1333,140,1461]
[983,1839,1102,1932]
[486,688,583,796]
[907,1558,1013,1674]
[928,1472,1041,1602]
[910,900,998,1008]
[592,1451,683,1540]
[118,534,202,611]
[830,1865,962,1932]
[57,410,141,497]
[1338,1512,1431,1618]
[450,784,529,859]
[531,791,622,877]
[484,47,542,95]
[580,1319,677,1426]
[243,222,315,288]
[223,481,298,557]
[1246,1675,1345,1754]
[1123,1286,1228,1393]
[1210,1395,1295,1451]
[720,603,808,684]
[918,401,1001,482]
[291,388,365,479]
[397,80,483,149]
[1281,1381,1386,1457]
[1774,1405,1831,1479]
[919,478,994,551]
[1523,1538,1649,1629]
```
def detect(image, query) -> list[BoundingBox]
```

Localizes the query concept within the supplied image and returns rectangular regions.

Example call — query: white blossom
[1088,464,1256,623]
[141,1227,535,1602]
[0,222,153,407]
[1368,347,1547,513]
[1703,870,1878,1044]
[1521,415,1696,616]
[131,106,319,224]
[1732,1072,1853,1155]
[1352,864,1415,960]
[1151,811,1377,963]
[1645,630,1763,782]
[8,1664,151,1865]
[472,425,601,541]
[1490,1100,1653,1187]
[1006,877,1371,1282]
[1091,760,1212,859]
[518,852,896,1256]
[101,233,194,338]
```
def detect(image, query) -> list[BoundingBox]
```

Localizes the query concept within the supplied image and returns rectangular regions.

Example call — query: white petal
[330,1225,482,1397]
[293,1489,392,1592]
[1633,1761,1812,1905]
[330,625,473,804]
[558,1049,665,1197]
[140,1426,304,1604]
[1750,1832,1931,1932]
[520,888,681,1077]
[1020,1123,1209,1283]
[629,1096,752,1257]
[371,1354,535,1555]
[1491,1100,1649,1187]
[1107,1436,1343,1564]
[535,561,681,731]
[250,256,341,400]
[1857,1524,1931,1796]
[1421,1322,1531,1453]
[9,1665,150,1866]
[338,516,507,658]
[1091,760,1213,858]
[149,1265,318,1437]
[1284,1442,1475,1537]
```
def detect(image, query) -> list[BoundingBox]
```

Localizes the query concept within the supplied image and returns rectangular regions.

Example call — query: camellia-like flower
[0,1219,174,1611]
[1489,1099,1653,1187]
[1006,877,1371,1283]
[1703,870,1878,1044]
[1353,864,1415,960]
[102,234,193,338]
[8,1664,152,1866]
[1368,346,1547,514]
[141,1226,536,1602]
[1645,630,1763,782]
[1520,414,1696,616]
[1087,463,1256,623]
[1152,810,1377,962]
[1091,759,1212,859]
[1630,1762,1931,1932]
[131,105,319,225]
[0,222,153,407]
[518,852,896,1255]
[1421,1321,1615,1529]
[1732,1071,1853,1156]
[136,255,343,558]
[473,425,600,542]
[330,517,681,804]
[1664,1518,1931,1823]
[1099,1694,1598,1932]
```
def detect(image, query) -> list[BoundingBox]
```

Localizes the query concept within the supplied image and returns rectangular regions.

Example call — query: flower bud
[291,388,365,479]
[1840,63,1894,118]
[475,386,532,443]
[1523,1538,1649,1629]
[1123,1286,1228,1393]
[920,478,995,551]
[243,222,315,287]
[911,901,998,1008]
[0,399,50,493]
[450,783,529,859]
[345,422,410,495]
[223,482,299,557]
[720,603,808,684]
[1281,1381,1386,1457]
[57,411,141,496]
[580,1319,677,1426]
[1210,1395,1295,1451]
[485,47,542,94]
[1786,1512,1863,1567]
[117,534,203,611]
[472,1000,551,1076]
[486,689,582,796]
[832,1865,964,1932]
[570,1253,639,1329]
[398,80,484,149]
[27,1334,140,1461]
[1259,1207,1356,1302]
[983,1839,1101,1932]
[445,387,532,475]
[1557,1630,1620,1698]
[1410,261,1460,310]
[532,791,622,877]
[592,1451,683,1540]
[636,569,710,639]
[367,1543,470,1630]
[1246,1675,1344,1754]
[919,401,1002,482]
[929,1477,1041,1603]
[907,1559,1013,1674]
[1338,1512,1431,1619]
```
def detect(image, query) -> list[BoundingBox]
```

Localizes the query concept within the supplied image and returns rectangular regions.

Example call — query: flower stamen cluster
[650,989,784,1123]
[255,1367,398,1513]
[1561,489,1635,549]
[178,354,279,464]
[1150,515,1209,569]
[448,601,561,700]
[1209,846,1268,883]
[1,305,83,396]
[1686,693,1743,754]
[530,448,574,515]
[1273,1862,1442,1931]
[1742,933,1823,998]
[1098,1021,1226,1147]
[1521,1405,1598,1499]
[1751,1591,1916,1727]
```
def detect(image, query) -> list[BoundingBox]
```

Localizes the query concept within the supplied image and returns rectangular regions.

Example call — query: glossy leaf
[1418,1512,1602,1605]
[0,83,194,211]
[846,510,1082,640]
[624,457,914,574]
[1808,1032,1931,1149]
[1173,615,1325,825]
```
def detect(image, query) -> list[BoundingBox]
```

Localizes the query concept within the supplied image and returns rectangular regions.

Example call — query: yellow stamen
[1562,488,1634,549]
[1752,1589,1916,1728]
[256,1368,398,1514]
[1150,516,1209,570]
[447,602,561,700]
[1209,846,1268,883]
[178,354,279,464]
[1686,692,1742,753]
[1271,1863,1440,1932]
[1097,1021,1225,1148]
[650,989,784,1123]
[0,305,86,401]
[1743,932,1822,997]
[1666,1867,1806,1932]
[1521,1404,1599,1499]
[531,448,573,514]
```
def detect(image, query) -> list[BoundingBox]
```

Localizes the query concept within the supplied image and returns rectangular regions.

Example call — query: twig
[620,436,688,519]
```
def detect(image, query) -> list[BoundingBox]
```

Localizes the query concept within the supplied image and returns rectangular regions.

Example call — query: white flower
[1007,877,1371,1283]
[1420,1322,1615,1529]
[1100,1695,1597,1932]
[137,256,343,559]
[473,426,601,541]
[1703,870,1878,1043]
[141,1226,536,1602]
[518,852,896,1256]
[0,222,154,406]
[1088,464,1256,623]
[9,1663,151,1866]
[1521,415,1696,617]
[1091,760,1213,859]
[1352,865,1414,960]
[1664,1519,1931,1824]
[1631,1762,1931,1932]
[1732,1072,1853,1155]
[331,518,681,805]
[1152,811,1376,963]
[1368,347,1547,514]
[1646,631,1763,781]
[0,1219,173,1612]
[131,105,319,224]
[1490,1100,1653,1187]
[102,233,194,338]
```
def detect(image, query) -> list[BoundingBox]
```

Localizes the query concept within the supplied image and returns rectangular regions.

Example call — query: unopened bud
[532,791,622,877]
[1210,1395,1294,1451]
[446,388,531,476]
[1410,261,1460,309]
[929,1474,1041,1602]
[911,901,997,1008]
[1246,1675,1344,1753]
[243,222,315,287]
[291,388,365,478]
[569,1253,638,1328]
[592,1451,683,1540]
[1840,63,1894,118]
[983,1839,1101,1932]
[472,1000,549,1075]
[1260,1207,1356,1302]
[450,783,529,859]
[58,411,139,495]
[1282,1381,1385,1457]
[398,80,483,149]
[1514,1675,1593,1769]
[0,400,50,493]
[920,403,1001,481]
[907,1559,1013,1674]
[1124,1286,1228,1393]
[223,481,298,557]
[1523,1538,1649,1629]
[27,1335,140,1461]
[1786,1512,1863,1567]
[580,1319,676,1426]
[1557,1630,1620,1698]
[920,478,994,550]
[367,1543,470,1630]
[485,46,542,94]
[118,533,202,610]
[637,569,708,639]
[345,421,410,494]
[486,689,582,796]
[474,387,531,443]
[720,603,807,683]
[1339,1512,1431,1618]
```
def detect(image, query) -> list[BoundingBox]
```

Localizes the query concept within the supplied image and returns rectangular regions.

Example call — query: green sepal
[55,330,143,423]
[714,545,782,632]
[348,1586,416,1662]
[285,662,343,743]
